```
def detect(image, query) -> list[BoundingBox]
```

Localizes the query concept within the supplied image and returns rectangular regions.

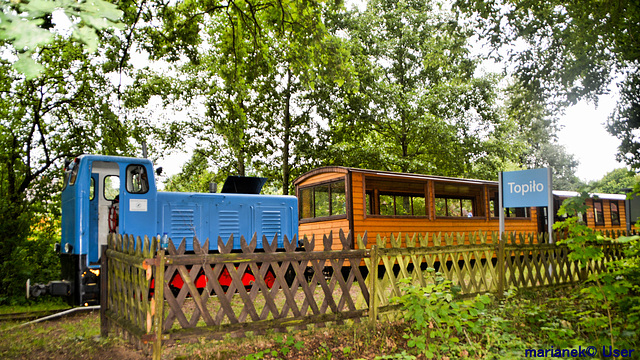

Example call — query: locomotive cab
[29,155,158,305]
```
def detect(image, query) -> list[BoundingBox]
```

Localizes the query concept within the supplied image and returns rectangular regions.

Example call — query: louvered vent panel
[171,208,196,238]
[261,210,281,241]
[219,210,240,240]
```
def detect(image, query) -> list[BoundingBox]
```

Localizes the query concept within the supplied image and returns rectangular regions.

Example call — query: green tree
[607,74,640,169]
[588,168,639,194]
[455,0,640,170]
[0,38,143,300]
[319,0,516,179]
[503,81,582,190]
[152,0,348,194]
[0,0,123,77]
[163,150,218,193]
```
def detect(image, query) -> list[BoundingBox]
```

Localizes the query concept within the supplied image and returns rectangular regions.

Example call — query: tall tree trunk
[237,151,245,177]
[282,68,292,195]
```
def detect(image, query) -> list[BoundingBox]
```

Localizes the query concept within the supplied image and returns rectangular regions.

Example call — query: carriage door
[537,206,548,235]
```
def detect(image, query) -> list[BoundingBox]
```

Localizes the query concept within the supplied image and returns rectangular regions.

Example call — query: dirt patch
[163,320,411,359]
[0,311,147,360]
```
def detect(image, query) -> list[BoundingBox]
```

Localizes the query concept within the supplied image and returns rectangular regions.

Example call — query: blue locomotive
[28,154,298,306]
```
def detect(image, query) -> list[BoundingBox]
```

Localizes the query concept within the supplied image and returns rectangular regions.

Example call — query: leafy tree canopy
[163,150,219,193]
[0,0,123,77]
[455,0,640,170]
[588,168,639,194]
[318,0,519,179]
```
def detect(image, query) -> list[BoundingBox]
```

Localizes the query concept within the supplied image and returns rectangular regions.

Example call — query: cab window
[126,165,149,194]
[104,176,120,201]
[63,158,80,189]
[90,177,95,200]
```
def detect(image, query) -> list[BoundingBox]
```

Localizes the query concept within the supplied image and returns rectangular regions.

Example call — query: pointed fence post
[368,245,379,325]
[100,244,109,337]
[152,249,165,360]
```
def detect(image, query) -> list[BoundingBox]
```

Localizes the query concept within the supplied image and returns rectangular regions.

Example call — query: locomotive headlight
[64,243,73,253]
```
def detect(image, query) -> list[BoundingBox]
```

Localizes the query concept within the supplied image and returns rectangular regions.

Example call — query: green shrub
[391,269,491,359]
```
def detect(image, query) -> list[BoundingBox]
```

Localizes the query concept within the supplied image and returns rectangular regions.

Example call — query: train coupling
[26,279,71,299]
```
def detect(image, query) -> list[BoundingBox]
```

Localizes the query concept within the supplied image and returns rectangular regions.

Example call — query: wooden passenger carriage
[293,167,629,250]
[552,190,628,234]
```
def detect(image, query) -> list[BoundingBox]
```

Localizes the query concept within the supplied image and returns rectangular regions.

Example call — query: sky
[556,92,627,183]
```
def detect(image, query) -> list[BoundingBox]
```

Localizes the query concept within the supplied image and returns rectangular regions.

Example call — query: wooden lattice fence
[101,230,627,359]
[361,231,626,321]
[101,230,370,359]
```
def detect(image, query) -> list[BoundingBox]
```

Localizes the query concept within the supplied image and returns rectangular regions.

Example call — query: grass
[0,307,143,360]
[0,284,637,360]
[0,297,70,314]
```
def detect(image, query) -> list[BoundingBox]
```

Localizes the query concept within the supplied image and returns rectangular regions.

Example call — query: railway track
[0,309,66,323]
[0,306,99,326]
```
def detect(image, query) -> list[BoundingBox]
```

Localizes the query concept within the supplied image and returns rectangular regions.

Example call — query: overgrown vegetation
[3,280,638,360]
[555,192,640,351]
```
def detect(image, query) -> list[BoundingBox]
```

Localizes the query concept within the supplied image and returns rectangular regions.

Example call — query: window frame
[610,200,621,226]
[89,177,95,201]
[435,196,476,218]
[489,191,531,219]
[103,175,120,201]
[64,158,80,189]
[376,192,427,217]
[593,199,605,226]
[126,164,150,194]
[298,179,347,222]
[504,207,530,219]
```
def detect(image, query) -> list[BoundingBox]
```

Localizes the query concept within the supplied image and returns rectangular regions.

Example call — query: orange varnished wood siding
[298,218,350,250]
[297,173,346,187]
[584,198,628,233]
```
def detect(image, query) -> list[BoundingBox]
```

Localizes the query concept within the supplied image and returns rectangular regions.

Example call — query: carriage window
[380,194,426,216]
[127,165,149,194]
[299,180,346,219]
[380,195,394,216]
[104,176,120,201]
[90,177,95,200]
[593,200,605,226]
[331,181,346,216]
[505,207,529,218]
[435,197,474,217]
[314,184,330,217]
[611,201,621,226]
[490,199,496,217]
[489,191,530,218]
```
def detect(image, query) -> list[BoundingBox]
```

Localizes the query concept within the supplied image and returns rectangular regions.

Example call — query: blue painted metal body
[59,154,298,304]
